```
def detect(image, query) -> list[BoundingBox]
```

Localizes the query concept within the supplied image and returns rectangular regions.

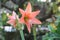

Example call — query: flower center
[24,16,29,22]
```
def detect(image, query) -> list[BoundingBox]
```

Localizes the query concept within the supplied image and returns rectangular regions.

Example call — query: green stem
[34,34,36,40]
[19,24,25,40]
[16,17,25,40]
[20,30,25,40]
[33,25,36,40]
[17,21,25,40]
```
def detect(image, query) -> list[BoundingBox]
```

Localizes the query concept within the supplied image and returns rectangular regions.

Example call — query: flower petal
[31,10,40,18]
[19,17,25,23]
[7,13,12,19]
[31,18,42,24]
[7,11,17,19]
[19,8,25,15]
[12,11,17,19]
[7,20,16,27]
[25,21,32,33]
[12,11,16,17]
[7,16,12,19]
[7,20,15,25]
[25,2,32,13]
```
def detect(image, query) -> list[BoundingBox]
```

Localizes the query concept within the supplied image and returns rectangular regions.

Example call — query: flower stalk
[16,19,25,40]
[33,25,36,40]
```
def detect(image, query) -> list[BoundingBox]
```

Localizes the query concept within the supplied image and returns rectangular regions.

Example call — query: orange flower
[7,11,19,27]
[19,2,42,33]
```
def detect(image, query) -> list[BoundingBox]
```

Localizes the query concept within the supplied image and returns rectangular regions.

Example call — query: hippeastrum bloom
[19,2,42,33]
[7,11,19,27]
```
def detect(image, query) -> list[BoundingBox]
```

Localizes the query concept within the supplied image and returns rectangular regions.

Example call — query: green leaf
[48,24,56,33]
[56,22,60,34]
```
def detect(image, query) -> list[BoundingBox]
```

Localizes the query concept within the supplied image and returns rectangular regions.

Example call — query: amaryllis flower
[7,11,19,27]
[19,2,42,33]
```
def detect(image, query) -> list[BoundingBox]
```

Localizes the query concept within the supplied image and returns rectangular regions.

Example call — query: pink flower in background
[19,2,42,33]
[7,11,19,27]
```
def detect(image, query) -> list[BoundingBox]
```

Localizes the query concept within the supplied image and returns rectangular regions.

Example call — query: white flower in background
[37,0,51,2]
[4,26,12,32]
[41,0,46,2]
[37,0,46,2]
[58,6,60,12]
[4,26,16,32]
[48,0,51,2]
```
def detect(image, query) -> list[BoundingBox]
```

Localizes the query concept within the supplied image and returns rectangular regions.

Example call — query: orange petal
[31,18,42,24]
[19,17,25,23]
[7,20,15,25]
[25,21,32,33]
[19,8,25,15]
[25,2,32,13]
[31,10,40,18]
[8,16,12,19]
[7,11,16,19]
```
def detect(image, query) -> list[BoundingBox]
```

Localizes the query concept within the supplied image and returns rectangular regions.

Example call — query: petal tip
[28,29,31,33]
